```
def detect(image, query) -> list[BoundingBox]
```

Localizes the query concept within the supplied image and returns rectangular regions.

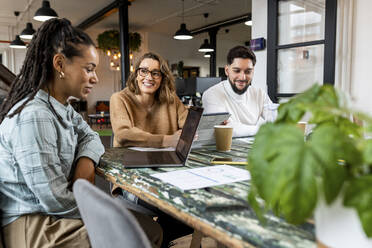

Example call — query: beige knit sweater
[110,88,188,148]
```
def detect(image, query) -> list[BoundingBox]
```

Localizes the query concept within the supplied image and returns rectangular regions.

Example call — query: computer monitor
[175,78,186,96]
[175,77,222,97]
[196,77,221,94]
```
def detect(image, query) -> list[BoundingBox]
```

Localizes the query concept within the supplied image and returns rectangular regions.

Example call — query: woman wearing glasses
[110,52,192,247]
[110,52,188,148]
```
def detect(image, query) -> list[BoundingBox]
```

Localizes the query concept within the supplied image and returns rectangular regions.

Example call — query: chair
[73,179,152,248]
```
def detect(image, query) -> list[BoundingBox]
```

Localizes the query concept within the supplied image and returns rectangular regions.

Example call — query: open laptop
[114,106,203,168]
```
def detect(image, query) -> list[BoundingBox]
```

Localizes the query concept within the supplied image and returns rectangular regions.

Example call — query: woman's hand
[162,130,182,148]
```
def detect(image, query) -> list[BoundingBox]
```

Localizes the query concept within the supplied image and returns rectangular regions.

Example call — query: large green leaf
[309,123,358,203]
[276,84,321,124]
[307,85,341,124]
[344,176,372,237]
[363,139,372,164]
[249,84,372,231]
[248,123,319,223]
[247,185,265,222]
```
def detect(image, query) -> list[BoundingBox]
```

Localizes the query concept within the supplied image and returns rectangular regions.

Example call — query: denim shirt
[0,90,105,226]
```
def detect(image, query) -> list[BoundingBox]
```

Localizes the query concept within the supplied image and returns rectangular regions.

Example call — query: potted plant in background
[97,30,141,71]
[177,60,184,78]
[247,84,372,247]
[97,30,142,53]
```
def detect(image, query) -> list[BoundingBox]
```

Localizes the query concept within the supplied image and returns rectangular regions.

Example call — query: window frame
[267,0,337,102]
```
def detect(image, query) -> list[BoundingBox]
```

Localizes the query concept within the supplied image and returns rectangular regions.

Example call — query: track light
[34,1,58,22]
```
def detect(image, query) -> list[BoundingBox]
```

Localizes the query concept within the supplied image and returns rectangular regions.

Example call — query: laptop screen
[175,106,204,162]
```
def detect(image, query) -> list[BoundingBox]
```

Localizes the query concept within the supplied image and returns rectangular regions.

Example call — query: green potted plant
[97,30,142,53]
[247,84,372,247]
[177,61,184,78]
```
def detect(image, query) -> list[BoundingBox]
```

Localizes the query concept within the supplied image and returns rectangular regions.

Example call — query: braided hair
[0,18,95,124]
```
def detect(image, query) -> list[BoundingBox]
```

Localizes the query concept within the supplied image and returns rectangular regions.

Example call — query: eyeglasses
[137,68,162,79]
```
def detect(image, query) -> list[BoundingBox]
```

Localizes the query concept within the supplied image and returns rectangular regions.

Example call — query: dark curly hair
[0,18,95,124]
[227,45,256,66]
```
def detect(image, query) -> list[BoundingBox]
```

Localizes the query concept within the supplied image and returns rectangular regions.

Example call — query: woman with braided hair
[0,18,106,247]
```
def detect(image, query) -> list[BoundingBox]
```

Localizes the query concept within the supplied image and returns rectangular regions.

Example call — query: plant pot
[315,195,372,248]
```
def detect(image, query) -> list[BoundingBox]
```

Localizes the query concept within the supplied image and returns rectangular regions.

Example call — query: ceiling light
[198,39,214,52]
[174,23,193,40]
[204,52,212,58]
[9,35,27,49]
[245,20,252,26]
[34,1,58,22]
[20,23,36,39]
[173,0,193,40]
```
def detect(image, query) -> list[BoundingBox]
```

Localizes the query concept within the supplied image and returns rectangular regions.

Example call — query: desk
[96,139,315,248]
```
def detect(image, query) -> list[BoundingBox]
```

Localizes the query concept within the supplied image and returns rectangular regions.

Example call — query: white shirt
[202,80,278,136]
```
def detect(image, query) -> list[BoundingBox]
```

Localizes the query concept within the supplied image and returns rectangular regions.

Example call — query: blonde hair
[126,52,176,104]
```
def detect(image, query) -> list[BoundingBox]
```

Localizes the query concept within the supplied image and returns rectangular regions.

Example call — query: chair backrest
[73,179,152,248]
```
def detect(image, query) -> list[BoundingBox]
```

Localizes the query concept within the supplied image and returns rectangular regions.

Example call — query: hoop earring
[59,71,65,79]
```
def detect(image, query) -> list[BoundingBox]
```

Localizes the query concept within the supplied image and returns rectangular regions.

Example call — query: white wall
[0,46,26,75]
[0,26,27,74]
[350,0,372,113]
[251,0,268,92]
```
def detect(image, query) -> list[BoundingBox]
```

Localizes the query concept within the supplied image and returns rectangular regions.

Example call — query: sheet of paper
[151,165,251,190]
[236,137,255,144]
[129,147,175,152]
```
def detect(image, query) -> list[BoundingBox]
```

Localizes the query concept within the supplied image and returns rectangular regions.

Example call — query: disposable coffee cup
[214,125,233,152]
[297,122,307,134]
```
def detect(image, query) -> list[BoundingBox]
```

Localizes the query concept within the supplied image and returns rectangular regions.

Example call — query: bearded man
[202,46,278,136]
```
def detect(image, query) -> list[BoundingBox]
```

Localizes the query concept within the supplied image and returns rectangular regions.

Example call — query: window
[267,0,337,102]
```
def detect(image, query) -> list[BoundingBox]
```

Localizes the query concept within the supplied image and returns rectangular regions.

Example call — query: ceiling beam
[76,0,134,30]
[76,1,119,30]
[190,13,251,36]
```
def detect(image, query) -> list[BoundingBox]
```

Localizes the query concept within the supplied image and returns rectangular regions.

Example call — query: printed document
[151,165,250,190]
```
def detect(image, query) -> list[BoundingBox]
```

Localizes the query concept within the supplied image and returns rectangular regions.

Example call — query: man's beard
[228,78,250,95]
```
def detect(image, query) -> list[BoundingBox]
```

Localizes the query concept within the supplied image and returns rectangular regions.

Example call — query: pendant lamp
[198,39,213,52]
[34,1,58,22]
[174,23,193,40]
[173,0,193,40]
[20,23,36,39]
[245,20,252,26]
[9,35,26,49]
[204,52,212,58]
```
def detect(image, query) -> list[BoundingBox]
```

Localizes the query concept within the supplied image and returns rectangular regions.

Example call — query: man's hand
[162,130,182,148]
[73,157,95,184]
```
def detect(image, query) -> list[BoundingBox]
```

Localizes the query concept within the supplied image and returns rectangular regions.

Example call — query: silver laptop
[112,106,203,168]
